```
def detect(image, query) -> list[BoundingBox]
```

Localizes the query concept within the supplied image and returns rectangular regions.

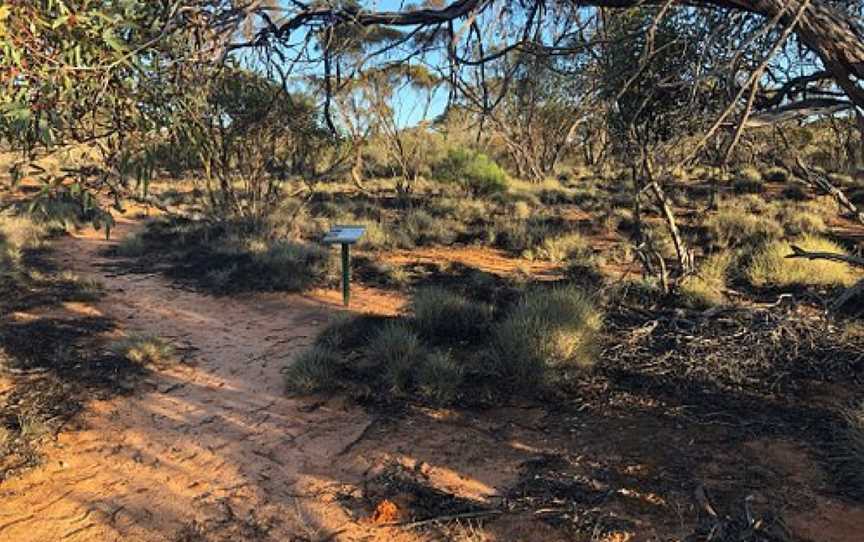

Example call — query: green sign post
[323,225,366,307]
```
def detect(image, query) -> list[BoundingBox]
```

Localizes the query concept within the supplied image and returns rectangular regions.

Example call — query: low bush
[433,148,509,195]
[733,178,764,194]
[111,334,176,366]
[284,345,340,393]
[679,251,734,308]
[409,287,492,341]
[490,286,602,389]
[746,235,859,288]
[244,240,333,291]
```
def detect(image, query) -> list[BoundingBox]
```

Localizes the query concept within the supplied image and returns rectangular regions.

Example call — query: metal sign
[323,225,366,245]
[322,225,367,306]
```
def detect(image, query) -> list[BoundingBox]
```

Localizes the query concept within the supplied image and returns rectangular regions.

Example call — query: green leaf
[102,28,126,52]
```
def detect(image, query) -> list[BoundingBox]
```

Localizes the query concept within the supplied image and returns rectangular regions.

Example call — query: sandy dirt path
[0,219,406,541]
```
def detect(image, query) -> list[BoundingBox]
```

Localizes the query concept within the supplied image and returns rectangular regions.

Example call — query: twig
[377,509,502,528]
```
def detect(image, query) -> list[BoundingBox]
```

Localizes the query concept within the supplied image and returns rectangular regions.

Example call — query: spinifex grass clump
[284,345,340,394]
[746,235,859,288]
[282,283,602,405]
[409,286,493,341]
[110,217,333,294]
[488,285,602,390]
[366,321,430,396]
[704,199,783,249]
[679,251,735,308]
[111,334,177,366]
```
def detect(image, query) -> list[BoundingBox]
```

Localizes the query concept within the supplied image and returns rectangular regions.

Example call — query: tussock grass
[0,214,46,271]
[679,251,734,308]
[111,334,177,365]
[490,286,602,388]
[738,166,763,184]
[409,287,492,341]
[530,232,592,263]
[115,231,148,257]
[762,166,789,182]
[775,205,826,236]
[367,322,429,396]
[416,350,463,405]
[284,345,340,393]
[704,200,783,249]
[746,235,859,288]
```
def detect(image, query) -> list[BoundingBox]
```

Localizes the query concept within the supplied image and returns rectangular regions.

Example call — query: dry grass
[111,334,177,365]
[491,286,602,379]
[704,200,783,249]
[0,213,46,269]
[529,232,592,263]
[679,251,734,308]
[746,235,859,288]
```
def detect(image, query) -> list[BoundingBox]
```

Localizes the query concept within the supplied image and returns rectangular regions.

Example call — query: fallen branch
[792,157,864,225]
[785,245,864,268]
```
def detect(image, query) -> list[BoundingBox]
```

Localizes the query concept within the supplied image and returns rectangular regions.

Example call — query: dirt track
[0,219,404,541]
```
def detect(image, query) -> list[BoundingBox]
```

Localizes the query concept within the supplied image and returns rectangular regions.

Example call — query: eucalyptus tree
[2,0,863,224]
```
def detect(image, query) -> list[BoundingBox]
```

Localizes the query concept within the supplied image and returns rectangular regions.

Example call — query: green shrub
[416,351,463,405]
[746,235,859,288]
[284,345,340,393]
[409,286,492,341]
[366,322,428,395]
[679,251,734,308]
[530,232,592,263]
[111,334,176,365]
[433,148,509,195]
[704,201,783,248]
[490,286,602,388]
